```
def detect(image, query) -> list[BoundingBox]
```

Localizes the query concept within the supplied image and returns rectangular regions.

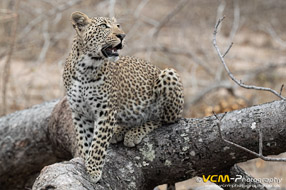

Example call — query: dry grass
[1,0,286,189]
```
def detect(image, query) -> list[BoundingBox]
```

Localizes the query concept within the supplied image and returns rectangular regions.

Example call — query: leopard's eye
[117,24,120,28]
[99,24,109,29]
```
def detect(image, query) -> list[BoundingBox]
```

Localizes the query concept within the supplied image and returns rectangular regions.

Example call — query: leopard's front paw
[87,169,102,183]
[86,162,102,183]
[110,132,124,144]
[123,130,144,147]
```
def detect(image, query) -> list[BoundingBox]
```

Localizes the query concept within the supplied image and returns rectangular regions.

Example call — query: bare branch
[280,84,284,96]
[152,0,189,38]
[228,0,240,43]
[134,0,150,18]
[37,20,50,63]
[126,0,152,39]
[109,0,116,18]
[213,111,227,140]
[266,24,286,48]
[222,42,233,58]
[18,0,82,40]
[216,0,226,27]
[140,15,159,26]
[212,17,286,100]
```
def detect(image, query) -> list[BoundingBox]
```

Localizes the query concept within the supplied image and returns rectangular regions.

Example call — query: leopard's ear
[71,11,91,33]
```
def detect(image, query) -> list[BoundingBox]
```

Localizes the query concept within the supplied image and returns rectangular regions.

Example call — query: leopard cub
[63,11,184,183]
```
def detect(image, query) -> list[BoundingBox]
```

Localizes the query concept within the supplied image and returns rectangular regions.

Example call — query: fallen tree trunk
[0,100,61,189]
[0,98,285,190]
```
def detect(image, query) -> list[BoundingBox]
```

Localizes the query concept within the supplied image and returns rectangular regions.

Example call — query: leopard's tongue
[106,47,118,53]
[103,46,119,57]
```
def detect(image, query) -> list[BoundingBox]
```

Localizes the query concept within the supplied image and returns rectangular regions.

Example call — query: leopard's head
[71,11,125,62]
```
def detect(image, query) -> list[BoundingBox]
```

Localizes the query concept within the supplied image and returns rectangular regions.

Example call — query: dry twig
[216,0,226,25]
[266,24,286,49]
[109,0,116,18]
[19,0,82,40]
[152,0,189,38]
[134,0,150,18]
[280,84,284,96]
[213,16,286,100]
[37,20,50,63]
[228,0,240,43]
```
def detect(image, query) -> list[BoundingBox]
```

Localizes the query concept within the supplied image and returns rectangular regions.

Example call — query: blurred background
[1,0,286,189]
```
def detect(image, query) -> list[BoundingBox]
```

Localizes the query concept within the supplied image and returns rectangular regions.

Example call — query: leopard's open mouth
[101,43,123,58]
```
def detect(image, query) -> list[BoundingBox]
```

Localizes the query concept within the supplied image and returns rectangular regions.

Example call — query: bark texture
[0,100,60,189]
[0,97,286,190]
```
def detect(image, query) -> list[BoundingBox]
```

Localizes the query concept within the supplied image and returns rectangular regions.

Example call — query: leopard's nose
[116,34,126,41]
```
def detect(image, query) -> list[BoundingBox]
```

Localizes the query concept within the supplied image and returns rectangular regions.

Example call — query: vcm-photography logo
[196,175,282,184]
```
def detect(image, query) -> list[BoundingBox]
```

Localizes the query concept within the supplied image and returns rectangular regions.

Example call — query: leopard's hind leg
[155,68,184,123]
[123,68,184,147]
[123,121,160,147]
[110,125,132,144]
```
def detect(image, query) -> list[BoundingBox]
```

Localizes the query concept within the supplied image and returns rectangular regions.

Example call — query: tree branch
[212,17,286,100]
[1,97,286,189]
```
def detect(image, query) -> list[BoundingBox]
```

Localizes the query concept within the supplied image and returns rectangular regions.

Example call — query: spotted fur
[63,11,184,183]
